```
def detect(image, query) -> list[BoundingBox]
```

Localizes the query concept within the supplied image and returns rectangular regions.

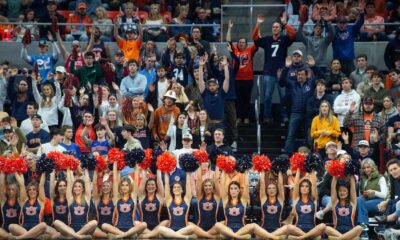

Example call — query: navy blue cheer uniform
[224,201,245,233]
[261,199,282,232]
[69,200,90,232]
[334,203,355,234]
[198,195,218,231]
[2,200,21,231]
[115,197,135,231]
[21,200,42,230]
[52,199,69,224]
[168,200,189,231]
[295,199,316,232]
[97,199,114,227]
[140,196,161,230]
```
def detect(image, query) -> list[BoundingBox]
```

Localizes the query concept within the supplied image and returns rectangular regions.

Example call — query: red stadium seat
[107,11,120,22]
[162,11,172,23]
[57,10,73,20]
[138,11,148,22]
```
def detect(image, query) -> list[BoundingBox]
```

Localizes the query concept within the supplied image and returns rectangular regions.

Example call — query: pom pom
[235,155,253,173]
[290,153,306,173]
[344,160,360,176]
[63,155,80,171]
[108,148,126,171]
[327,160,345,178]
[47,151,65,172]
[139,149,153,170]
[271,154,290,174]
[193,150,209,163]
[216,155,236,174]
[157,152,177,173]
[304,153,321,172]
[4,156,28,174]
[0,156,7,172]
[95,155,107,172]
[37,154,56,174]
[22,29,31,45]
[124,148,145,168]
[80,153,97,170]
[179,153,199,172]
[252,155,271,172]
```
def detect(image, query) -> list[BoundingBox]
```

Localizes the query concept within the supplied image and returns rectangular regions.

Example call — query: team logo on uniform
[267,205,278,214]
[202,202,214,211]
[100,206,112,215]
[337,207,350,216]
[300,204,312,214]
[56,205,67,214]
[145,203,157,212]
[74,206,85,215]
[6,208,17,218]
[172,206,184,216]
[228,207,241,216]
[26,206,37,216]
[119,203,131,213]
[174,176,180,182]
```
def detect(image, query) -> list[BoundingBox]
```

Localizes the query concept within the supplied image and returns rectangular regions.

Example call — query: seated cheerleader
[53,169,98,239]
[101,162,147,238]
[324,176,363,240]
[10,173,60,239]
[138,168,169,238]
[91,169,114,238]
[0,172,21,238]
[156,172,199,239]
[49,171,69,226]
[287,169,326,240]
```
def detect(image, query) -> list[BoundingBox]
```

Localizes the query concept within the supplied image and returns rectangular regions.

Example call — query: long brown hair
[41,83,55,108]
[318,100,333,124]
[228,181,241,202]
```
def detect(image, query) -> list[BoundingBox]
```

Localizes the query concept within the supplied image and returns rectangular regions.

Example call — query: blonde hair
[41,83,55,108]
[136,113,147,127]
[318,100,333,124]
[172,83,189,104]
[95,6,107,19]
[360,158,378,177]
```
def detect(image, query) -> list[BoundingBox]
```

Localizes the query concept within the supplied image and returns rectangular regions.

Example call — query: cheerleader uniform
[115,197,135,231]
[224,201,245,233]
[294,199,316,232]
[334,203,354,234]
[97,199,115,227]
[52,199,69,224]
[69,200,90,232]
[21,200,43,230]
[140,196,161,230]
[198,195,218,231]
[168,200,189,231]
[261,199,282,232]
[2,200,21,231]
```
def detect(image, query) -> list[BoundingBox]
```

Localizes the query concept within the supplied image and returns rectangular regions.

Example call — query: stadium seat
[107,11,120,22]
[138,11,148,21]
[162,11,172,23]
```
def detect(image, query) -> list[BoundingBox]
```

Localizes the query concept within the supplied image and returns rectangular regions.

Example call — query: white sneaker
[316,210,324,220]
[231,141,237,150]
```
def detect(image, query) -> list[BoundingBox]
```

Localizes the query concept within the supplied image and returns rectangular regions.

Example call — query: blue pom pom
[179,153,199,172]
[304,153,321,172]
[124,149,145,168]
[271,154,290,174]
[235,155,252,173]
[345,159,360,176]
[80,153,98,170]
[37,154,56,174]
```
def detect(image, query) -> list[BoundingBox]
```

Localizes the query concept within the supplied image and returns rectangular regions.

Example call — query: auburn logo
[100,206,112,215]
[145,203,157,212]
[25,206,37,216]
[119,203,131,213]
[337,207,350,216]
[202,202,214,211]
[74,206,85,215]
[56,205,67,214]
[172,206,184,216]
[267,205,278,214]
[228,207,241,216]
[300,205,312,214]
[6,208,17,218]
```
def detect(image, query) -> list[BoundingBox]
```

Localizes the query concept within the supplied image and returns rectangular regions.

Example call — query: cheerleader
[138,169,168,238]
[10,173,60,239]
[287,169,326,239]
[0,172,20,238]
[324,176,362,239]
[101,162,147,238]
[49,172,69,225]
[53,169,98,239]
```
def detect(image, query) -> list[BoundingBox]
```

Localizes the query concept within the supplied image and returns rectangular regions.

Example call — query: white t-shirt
[157,80,169,107]
[37,143,66,156]
[20,118,50,136]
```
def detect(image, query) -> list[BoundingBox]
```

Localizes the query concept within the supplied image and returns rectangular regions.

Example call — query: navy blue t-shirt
[202,88,226,121]
[387,114,400,131]
[26,129,50,148]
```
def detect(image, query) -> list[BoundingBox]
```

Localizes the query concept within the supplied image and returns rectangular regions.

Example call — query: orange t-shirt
[117,39,142,61]
[364,114,373,141]
[232,44,258,81]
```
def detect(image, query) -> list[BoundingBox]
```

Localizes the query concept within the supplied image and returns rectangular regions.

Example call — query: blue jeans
[356,196,383,224]
[284,113,306,153]
[263,75,285,119]
[359,31,387,41]
[322,195,331,208]
[65,33,89,42]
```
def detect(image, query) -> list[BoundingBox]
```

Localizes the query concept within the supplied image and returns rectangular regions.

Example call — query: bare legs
[140,220,169,239]
[158,225,197,239]
[101,222,147,239]
[214,222,252,239]
[53,220,97,239]
[287,224,326,240]
[325,226,363,240]
[252,224,289,239]
[9,222,47,240]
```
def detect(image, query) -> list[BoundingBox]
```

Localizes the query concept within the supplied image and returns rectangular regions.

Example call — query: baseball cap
[163,90,177,100]
[325,141,337,149]
[72,40,80,46]
[126,27,138,34]
[78,2,87,9]
[55,66,66,74]
[207,78,219,86]
[115,50,124,56]
[337,16,347,23]
[182,133,193,140]
[292,50,303,56]
[336,150,347,157]
[38,39,48,46]
[31,114,42,121]
[358,140,370,147]
[363,96,375,104]
[2,126,14,133]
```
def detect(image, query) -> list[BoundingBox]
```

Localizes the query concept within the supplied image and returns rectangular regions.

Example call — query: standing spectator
[9,79,35,124]
[69,51,103,92]
[152,90,180,142]
[114,20,143,62]
[386,100,400,147]
[75,111,97,154]
[147,65,171,109]
[184,65,203,108]
[139,40,162,62]
[190,26,210,55]
[198,56,229,133]
[364,72,390,112]
[65,2,93,42]
[20,102,50,136]
[0,118,25,155]
[170,5,192,37]
[26,114,51,154]
[384,29,400,70]
[325,59,346,97]
[37,128,66,156]
[253,14,295,125]
[360,2,386,41]
[356,65,379,99]
[14,9,40,42]
[91,27,111,61]
[38,0,66,37]
[120,59,147,97]
[343,96,385,150]
[332,1,365,75]
[193,7,214,42]
[379,96,398,124]
[117,2,140,36]
[92,6,113,42]
[206,129,233,170]
[350,54,368,89]
[279,55,323,153]
[333,77,361,127]
[139,54,157,98]
[162,38,191,87]
[310,100,340,157]
[21,38,60,83]
[113,50,125,86]
[121,124,142,150]
[312,0,337,22]
[297,20,333,72]
[389,70,400,101]
[133,113,151,149]
[226,20,258,124]
[81,119,115,156]
[60,125,81,159]
[142,3,168,42]
[165,112,188,151]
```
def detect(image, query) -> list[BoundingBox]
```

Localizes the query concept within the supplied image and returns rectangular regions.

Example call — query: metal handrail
[255,75,261,154]
[0,22,218,27]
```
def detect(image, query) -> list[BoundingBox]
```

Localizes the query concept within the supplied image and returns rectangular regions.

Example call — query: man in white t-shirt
[333,77,361,127]
[37,128,66,156]
[146,65,170,109]
[20,101,50,136]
